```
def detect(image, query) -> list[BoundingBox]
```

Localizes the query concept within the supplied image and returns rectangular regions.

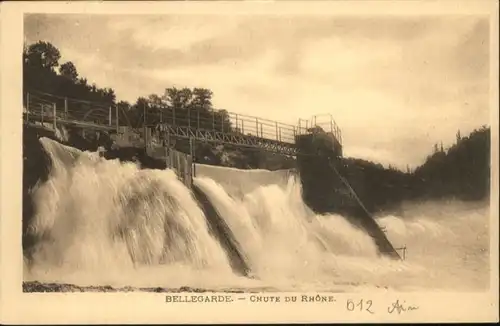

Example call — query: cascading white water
[25,138,248,290]
[24,139,490,292]
[195,164,490,292]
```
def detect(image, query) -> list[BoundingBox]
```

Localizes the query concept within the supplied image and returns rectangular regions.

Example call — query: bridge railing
[23,90,342,148]
[24,90,128,130]
[145,106,299,145]
[296,114,342,146]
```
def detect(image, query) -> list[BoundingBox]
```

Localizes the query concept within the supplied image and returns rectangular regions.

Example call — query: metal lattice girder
[163,125,298,156]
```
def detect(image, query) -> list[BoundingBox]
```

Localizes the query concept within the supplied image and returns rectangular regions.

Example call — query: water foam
[26,138,240,288]
[24,139,490,291]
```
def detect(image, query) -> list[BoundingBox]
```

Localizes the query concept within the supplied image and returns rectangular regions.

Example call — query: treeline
[413,126,490,201]
[341,126,491,213]
[23,41,117,105]
[23,40,288,169]
[23,41,233,131]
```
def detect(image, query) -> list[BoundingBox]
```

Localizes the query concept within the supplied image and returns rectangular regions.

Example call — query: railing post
[64,97,68,119]
[279,127,282,142]
[52,103,57,130]
[255,117,258,137]
[275,122,278,140]
[242,120,245,135]
[189,137,196,185]
[235,114,238,133]
[115,105,119,132]
[260,123,263,138]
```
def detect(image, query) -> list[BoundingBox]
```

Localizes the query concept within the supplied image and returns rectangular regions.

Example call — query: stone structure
[295,130,401,259]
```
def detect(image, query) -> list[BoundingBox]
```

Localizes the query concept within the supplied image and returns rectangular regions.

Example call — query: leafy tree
[192,88,213,111]
[59,61,78,81]
[25,41,61,71]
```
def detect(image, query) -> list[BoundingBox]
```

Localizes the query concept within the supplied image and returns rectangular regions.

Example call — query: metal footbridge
[23,90,343,156]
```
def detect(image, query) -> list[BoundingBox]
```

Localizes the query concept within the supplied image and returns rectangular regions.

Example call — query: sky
[24,13,491,169]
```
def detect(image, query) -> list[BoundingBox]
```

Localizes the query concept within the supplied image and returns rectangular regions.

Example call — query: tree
[25,41,61,71]
[59,61,78,82]
[192,88,214,111]
[164,87,183,109]
[148,94,164,108]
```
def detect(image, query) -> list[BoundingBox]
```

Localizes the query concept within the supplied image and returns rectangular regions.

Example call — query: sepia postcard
[1,0,499,324]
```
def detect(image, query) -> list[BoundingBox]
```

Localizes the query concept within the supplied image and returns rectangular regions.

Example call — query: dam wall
[295,132,401,259]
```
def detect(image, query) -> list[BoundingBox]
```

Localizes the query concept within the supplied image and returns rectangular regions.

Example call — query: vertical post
[242,120,245,135]
[299,119,301,134]
[189,137,196,185]
[260,123,263,138]
[52,103,57,130]
[235,114,238,133]
[275,122,278,140]
[64,97,68,119]
[108,106,112,126]
[115,105,119,132]
[255,117,258,137]
[279,127,282,142]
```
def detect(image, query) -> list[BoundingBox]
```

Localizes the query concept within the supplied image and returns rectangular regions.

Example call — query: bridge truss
[23,89,343,157]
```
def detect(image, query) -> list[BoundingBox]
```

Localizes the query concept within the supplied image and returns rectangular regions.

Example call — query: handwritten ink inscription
[346,299,375,314]
[387,299,419,314]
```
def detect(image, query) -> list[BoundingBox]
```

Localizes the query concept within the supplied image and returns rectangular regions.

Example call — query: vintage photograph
[20,7,493,297]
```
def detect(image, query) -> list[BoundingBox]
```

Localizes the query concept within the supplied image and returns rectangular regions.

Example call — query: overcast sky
[24,14,491,169]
